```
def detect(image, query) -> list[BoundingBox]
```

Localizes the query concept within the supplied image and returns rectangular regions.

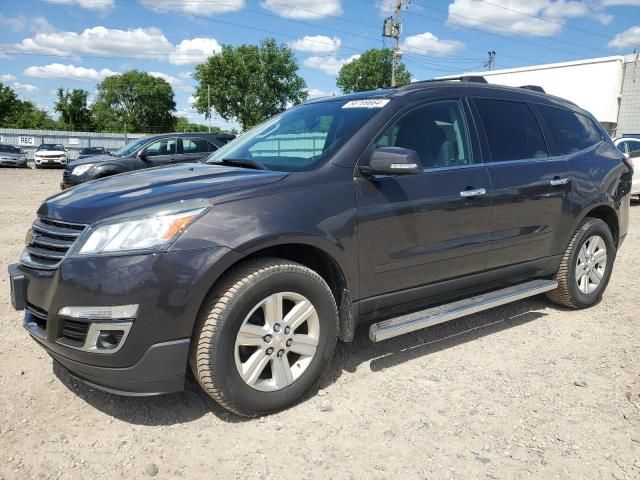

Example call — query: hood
[67,154,114,166]
[36,149,66,155]
[0,152,24,159]
[39,163,288,224]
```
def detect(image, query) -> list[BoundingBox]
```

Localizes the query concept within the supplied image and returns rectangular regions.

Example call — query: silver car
[0,144,27,167]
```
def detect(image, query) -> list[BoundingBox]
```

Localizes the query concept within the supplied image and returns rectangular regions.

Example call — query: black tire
[546,217,616,309]
[190,258,338,417]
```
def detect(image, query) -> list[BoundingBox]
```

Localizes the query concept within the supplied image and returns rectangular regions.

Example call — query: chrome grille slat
[21,217,88,270]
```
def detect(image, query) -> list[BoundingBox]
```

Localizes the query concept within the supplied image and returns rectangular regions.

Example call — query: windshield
[38,144,65,151]
[0,145,20,153]
[112,137,149,157]
[205,99,387,172]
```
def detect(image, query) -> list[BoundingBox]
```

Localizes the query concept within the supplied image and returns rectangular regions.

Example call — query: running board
[369,279,558,343]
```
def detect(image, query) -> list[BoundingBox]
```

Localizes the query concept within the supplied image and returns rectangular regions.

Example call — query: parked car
[614,137,640,197]
[60,133,234,189]
[34,143,68,168]
[9,78,632,417]
[0,144,27,167]
[78,146,108,159]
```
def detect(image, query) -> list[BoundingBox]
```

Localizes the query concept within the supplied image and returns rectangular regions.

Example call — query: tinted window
[616,141,628,154]
[183,138,212,154]
[38,144,65,151]
[536,105,602,155]
[0,145,20,153]
[375,99,474,169]
[475,99,547,162]
[628,140,640,154]
[144,138,177,156]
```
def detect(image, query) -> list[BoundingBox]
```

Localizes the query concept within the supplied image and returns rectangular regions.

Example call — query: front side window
[535,104,602,155]
[206,100,384,172]
[628,140,640,154]
[475,98,548,162]
[616,141,628,154]
[374,99,474,169]
[144,138,177,157]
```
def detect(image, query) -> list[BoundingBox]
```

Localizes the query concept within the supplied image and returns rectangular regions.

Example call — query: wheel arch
[198,240,357,343]
[579,203,620,247]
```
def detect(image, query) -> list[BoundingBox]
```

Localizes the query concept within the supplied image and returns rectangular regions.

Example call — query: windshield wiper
[219,158,267,170]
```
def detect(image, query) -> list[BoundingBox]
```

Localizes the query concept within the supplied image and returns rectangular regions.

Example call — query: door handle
[550,177,569,186]
[460,188,487,198]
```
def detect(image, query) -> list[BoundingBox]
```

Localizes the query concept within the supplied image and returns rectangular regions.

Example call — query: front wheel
[547,218,616,309]
[190,258,338,417]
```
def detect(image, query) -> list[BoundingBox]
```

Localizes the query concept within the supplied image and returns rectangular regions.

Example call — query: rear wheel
[190,258,338,417]
[547,218,616,309]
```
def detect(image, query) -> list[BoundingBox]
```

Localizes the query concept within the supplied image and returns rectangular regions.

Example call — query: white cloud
[608,25,640,49]
[1,74,17,82]
[304,54,359,75]
[149,71,191,92]
[306,88,336,98]
[140,0,245,15]
[601,0,640,4]
[178,71,193,80]
[289,35,341,54]
[14,26,174,59]
[12,82,38,93]
[401,32,464,55]
[0,15,26,32]
[262,0,342,19]
[31,17,56,34]
[44,0,114,12]
[24,63,118,82]
[447,0,592,37]
[169,37,221,65]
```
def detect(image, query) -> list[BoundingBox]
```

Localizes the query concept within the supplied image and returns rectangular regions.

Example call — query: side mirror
[360,147,423,177]
[137,150,148,161]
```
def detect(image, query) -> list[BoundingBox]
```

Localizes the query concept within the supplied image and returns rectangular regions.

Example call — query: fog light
[58,305,138,320]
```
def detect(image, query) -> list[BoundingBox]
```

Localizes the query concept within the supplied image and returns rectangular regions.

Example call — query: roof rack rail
[520,85,546,93]
[397,75,488,91]
[457,76,488,83]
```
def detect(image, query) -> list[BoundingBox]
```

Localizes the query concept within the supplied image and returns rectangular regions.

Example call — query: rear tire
[546,218,616,309]
[190,258,338,417]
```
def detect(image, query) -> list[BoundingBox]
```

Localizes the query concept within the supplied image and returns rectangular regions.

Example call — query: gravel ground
[0,168,639,480]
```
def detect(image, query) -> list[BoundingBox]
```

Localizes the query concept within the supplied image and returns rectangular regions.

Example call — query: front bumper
[8,245,242,395]
[35,157,67,167]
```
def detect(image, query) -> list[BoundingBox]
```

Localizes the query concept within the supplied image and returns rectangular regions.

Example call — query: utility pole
[207,84,211,133]
[383,0,406,87]
[485,51,496,71]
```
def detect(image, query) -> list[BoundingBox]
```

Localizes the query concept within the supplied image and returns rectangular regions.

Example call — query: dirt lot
[0,168,639,480]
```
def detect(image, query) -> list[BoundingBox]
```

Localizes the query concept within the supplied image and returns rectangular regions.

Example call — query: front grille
[60,319,90,344]
[21,217,87,270]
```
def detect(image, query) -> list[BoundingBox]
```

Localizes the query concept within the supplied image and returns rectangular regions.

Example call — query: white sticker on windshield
[342,99,390,109]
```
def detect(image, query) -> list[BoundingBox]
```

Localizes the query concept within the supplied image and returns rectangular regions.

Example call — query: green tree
[175,116,221,133]
[193,38,307,130]
[0,82,58,129]
[55,88,93,131]
[0,83,20,127]
[336,49,411,93]
[92,70,176,133]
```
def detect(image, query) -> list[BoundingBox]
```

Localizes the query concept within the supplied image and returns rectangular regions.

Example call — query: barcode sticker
[342,99,390,109]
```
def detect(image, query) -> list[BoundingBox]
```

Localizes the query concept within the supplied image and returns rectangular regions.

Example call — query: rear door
[356,98,493,307]
[176,137,216,163]
[471,98,570,270]
[141,137,179,167]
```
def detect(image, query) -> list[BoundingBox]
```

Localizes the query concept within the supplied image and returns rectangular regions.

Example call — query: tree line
[1,38,410,134]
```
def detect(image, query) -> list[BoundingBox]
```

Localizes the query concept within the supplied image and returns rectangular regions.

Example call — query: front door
[176,137,214,163]
[141,137,178,167]
[471,98,570,270]
[356,99,492,311]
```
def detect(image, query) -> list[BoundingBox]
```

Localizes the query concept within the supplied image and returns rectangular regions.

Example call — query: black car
[9,78,632,417]
[61,132,234,189]
[78,146,108,159]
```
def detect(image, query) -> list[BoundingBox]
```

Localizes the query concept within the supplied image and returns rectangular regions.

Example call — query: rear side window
[182,137,212,154]
[475,99,548,162]
[535,105,602,155]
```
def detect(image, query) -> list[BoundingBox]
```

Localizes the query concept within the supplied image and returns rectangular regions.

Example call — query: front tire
[547,218,616,309]
[190,258,338,417]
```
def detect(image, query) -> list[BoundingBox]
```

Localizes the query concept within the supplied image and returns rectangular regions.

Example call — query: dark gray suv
[61,132,234,189]
[8,78,633,417]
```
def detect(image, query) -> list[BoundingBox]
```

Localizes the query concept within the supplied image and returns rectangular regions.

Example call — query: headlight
[72,200,209,256]
[72,164,93,176]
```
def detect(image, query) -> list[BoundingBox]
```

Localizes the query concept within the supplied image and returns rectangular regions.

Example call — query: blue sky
[0,0,639,130]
